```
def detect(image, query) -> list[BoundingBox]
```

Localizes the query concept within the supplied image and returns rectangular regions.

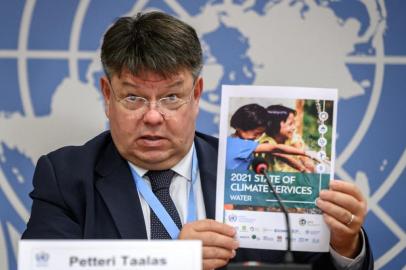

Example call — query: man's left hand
[317,180,367,258]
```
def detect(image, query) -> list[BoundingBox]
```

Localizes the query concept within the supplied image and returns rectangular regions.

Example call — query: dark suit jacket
[22,131,373,269]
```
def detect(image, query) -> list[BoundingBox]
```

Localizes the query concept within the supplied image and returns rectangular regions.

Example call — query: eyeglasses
[108,80,196,119]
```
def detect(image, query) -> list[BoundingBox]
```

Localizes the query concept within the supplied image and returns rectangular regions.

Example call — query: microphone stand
[260,167,294,264]
[227,162,312,270]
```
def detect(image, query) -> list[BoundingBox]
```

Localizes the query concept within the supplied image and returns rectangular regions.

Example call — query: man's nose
[142,102,165,124]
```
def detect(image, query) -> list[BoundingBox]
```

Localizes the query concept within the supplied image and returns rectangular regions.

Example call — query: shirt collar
[128,143,194,181]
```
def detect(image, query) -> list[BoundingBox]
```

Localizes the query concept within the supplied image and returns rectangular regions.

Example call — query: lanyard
[130,147,198,239]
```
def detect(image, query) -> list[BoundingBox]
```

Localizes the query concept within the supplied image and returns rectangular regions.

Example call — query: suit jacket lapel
[194,134,218,220]
[95,139,147,239]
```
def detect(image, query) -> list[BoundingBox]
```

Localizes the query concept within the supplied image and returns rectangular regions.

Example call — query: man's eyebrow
[121,79,185,89]
[121,81,139,88]
[165,80,184,89]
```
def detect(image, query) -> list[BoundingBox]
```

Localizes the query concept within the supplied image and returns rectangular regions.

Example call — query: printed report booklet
[215,85,337,252]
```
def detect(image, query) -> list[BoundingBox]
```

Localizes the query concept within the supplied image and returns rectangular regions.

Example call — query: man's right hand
[178,219,239,270]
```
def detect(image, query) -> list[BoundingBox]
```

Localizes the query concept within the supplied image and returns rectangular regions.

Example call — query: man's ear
[193,76,204,102]
[192,76,203,116]
[100,76,111,118]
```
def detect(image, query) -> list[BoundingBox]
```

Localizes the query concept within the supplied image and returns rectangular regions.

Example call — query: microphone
[252,157,269,175]
[227,158,312,269]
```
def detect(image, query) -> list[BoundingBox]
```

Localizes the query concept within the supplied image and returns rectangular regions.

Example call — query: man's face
[101,69,203,170]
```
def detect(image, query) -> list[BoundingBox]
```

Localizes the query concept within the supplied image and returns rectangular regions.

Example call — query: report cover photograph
[215,85,337,252]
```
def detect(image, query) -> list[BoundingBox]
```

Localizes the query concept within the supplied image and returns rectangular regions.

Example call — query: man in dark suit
[23,11,373,270]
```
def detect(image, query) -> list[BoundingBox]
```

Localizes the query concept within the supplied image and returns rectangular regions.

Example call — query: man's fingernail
[234,240,240,248]
[231,249,236,258]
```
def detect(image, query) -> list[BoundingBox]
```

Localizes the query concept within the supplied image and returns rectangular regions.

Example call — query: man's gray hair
[101,11,203,80]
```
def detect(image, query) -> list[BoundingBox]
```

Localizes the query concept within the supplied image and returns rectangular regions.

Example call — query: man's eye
[165,94,180,102]
[124,95,142,102]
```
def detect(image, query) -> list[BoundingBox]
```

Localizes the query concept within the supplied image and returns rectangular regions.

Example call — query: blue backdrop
[0,1,405,269]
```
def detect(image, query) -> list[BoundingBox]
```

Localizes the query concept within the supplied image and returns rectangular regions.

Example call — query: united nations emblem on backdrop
[0,1,404,269]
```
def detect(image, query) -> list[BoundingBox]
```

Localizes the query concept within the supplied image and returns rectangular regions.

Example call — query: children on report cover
[258,105,318,173]
[226,103,318,171]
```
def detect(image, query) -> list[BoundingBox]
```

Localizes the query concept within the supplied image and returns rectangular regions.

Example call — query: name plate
[18,240,202,270]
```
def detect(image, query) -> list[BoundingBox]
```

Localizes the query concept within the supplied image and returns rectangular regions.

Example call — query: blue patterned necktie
[147,169,182,239]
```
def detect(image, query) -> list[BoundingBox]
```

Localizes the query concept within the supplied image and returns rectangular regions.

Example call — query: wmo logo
[228,214,238,223]
[35,251,50,267]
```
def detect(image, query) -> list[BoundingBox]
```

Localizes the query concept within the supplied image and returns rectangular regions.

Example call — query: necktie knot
[147,169,175,192]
